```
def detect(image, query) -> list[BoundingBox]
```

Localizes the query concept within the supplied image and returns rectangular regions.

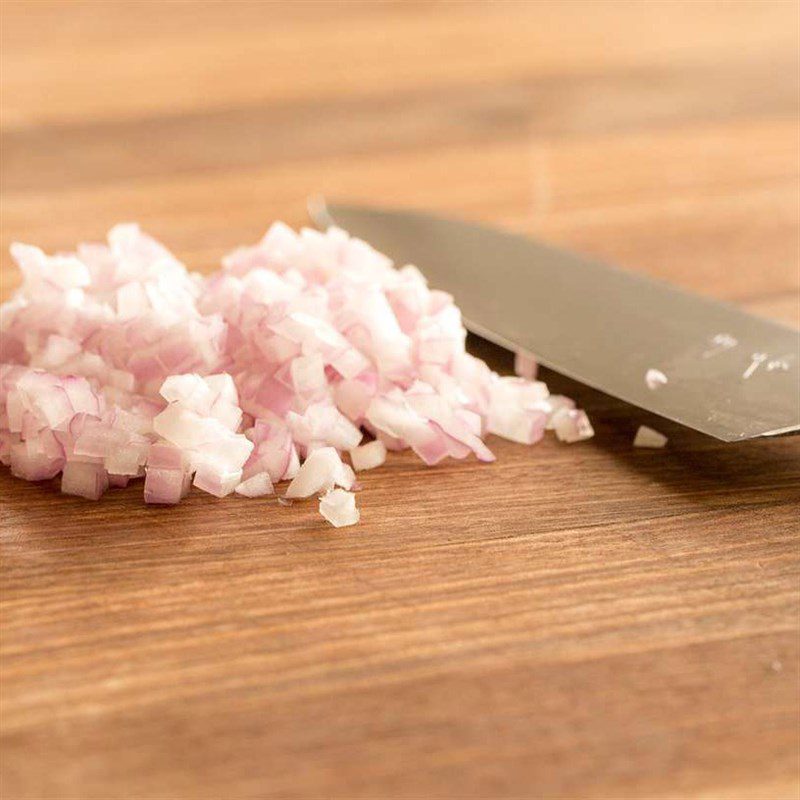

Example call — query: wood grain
[1,2,798,799]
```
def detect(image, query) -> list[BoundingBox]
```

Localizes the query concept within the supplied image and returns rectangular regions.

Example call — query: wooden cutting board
[1,3,798,798]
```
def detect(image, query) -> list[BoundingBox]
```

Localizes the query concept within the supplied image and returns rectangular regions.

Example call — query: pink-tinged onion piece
[147,441,187,471]
[144,467,190,504]
[243,421,298,483]
[9,434,65,481]
[514,351,538,380]
[285,401,362,454]
[349,440,387,471]
[319,488,360,528]
[61,461,108,500]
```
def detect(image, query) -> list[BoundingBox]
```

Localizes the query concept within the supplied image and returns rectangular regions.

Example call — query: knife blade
[309,199,799,442]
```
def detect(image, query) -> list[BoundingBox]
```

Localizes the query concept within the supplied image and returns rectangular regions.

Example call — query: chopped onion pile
[0,223,593,526]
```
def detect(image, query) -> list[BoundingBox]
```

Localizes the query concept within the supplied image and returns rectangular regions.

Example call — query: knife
[309,199,799,442]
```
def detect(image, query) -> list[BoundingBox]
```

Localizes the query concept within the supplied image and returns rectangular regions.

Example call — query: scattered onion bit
[645,368,668,390]
[552,408,595,443]
[319,488,360,528]
[633,425,667,448]
[235,472,273,498]
[0,222,594,527]
[514,351,538,380]
[349,440,387,471]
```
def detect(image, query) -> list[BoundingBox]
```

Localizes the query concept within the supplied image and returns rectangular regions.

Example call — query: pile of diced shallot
[0,223,593,526]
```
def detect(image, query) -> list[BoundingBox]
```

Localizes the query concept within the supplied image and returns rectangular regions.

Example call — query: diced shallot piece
[235,472,274,498]
[144,467,190,505]
[514,351,538,380]
[318,488,360,528]
[633,425,667,448]
[488,406,547,446]
[553,409,595,443]
[192,465,242,498]
[645,369,668,390]
[334,461,357,490]
[61,462,108,500]
[544,395,576,429]
[349,440,387,471]
[284,446,343,499]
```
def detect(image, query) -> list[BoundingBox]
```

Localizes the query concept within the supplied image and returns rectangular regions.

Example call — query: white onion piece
[487,406,546,446]
[286,402,362,454]
[544,395,576,430]
[235,472,274,498]
[193,465,242,498]
[319,488,360,528]
[159,373,211,409]
[349,440,387,471]
[335,461,357,490]
[633,425,667,448]
[290,353,326,394]
[284,446,343,499]
[645,369,668,390]
[553,409,595,443]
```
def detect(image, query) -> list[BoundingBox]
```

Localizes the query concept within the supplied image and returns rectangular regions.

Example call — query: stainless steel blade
[310,199,800,441]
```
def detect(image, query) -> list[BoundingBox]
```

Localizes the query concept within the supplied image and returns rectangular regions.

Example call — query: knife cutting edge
[309,198,800,442]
